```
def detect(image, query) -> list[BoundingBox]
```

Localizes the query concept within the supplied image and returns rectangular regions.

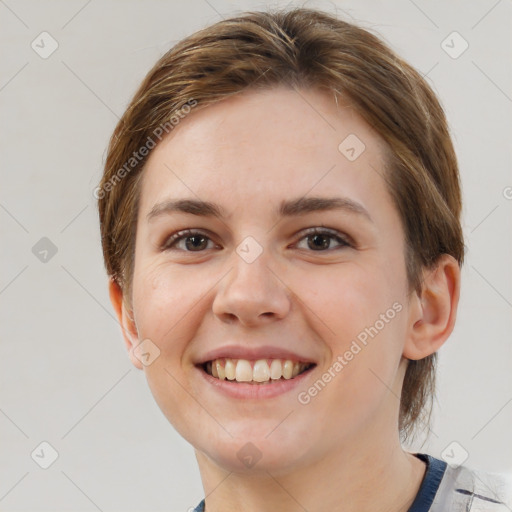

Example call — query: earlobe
[108,278,143,370]
[403,254,461,360]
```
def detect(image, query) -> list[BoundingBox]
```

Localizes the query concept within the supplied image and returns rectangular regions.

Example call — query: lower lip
[196,364,316,399]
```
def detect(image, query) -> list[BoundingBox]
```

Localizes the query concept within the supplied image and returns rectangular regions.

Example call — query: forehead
[139,86,391,221]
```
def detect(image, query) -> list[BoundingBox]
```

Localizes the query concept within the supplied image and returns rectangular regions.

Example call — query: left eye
[294,228,351,251]
[162,228,351,252]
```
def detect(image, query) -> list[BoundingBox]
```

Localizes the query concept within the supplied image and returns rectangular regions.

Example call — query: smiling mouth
[200,358,316,384]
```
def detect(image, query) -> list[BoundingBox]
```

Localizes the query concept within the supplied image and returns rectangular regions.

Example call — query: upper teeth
[206,358,311,383]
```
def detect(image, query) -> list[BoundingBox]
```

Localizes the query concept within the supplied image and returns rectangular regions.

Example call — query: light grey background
[1,0,511,510]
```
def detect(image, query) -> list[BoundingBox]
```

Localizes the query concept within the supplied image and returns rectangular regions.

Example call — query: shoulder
[432,460,512,511]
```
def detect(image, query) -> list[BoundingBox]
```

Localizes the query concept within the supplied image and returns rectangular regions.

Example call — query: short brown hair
[97,7,464,441]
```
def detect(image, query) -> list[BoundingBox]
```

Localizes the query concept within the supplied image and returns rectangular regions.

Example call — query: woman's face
[126,86,415,473]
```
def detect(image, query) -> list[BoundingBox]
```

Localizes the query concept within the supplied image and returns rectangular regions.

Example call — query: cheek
[307,262,393,333]
[306,315,406,436]
[129,265,208,440]
[131,263,208,358]
[303,264,406,406]
[332,266,406,376]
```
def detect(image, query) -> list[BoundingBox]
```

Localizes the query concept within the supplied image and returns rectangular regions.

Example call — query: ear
[109,278,143,370]
[403,254,461,360]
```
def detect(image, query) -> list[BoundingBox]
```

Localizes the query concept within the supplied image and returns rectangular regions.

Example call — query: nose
[212,248,291,327]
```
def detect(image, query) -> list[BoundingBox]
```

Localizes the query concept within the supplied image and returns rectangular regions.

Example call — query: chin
[195,429,312,475]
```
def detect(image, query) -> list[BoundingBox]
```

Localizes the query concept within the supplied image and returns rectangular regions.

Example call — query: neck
[195,430,426,512]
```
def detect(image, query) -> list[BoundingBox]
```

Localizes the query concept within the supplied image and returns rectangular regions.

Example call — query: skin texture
[110,86,460,512]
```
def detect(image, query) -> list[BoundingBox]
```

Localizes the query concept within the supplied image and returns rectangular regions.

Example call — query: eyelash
[161,227,353,253]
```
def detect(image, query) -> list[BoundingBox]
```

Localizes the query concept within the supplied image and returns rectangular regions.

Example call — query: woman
[97,7,510,511]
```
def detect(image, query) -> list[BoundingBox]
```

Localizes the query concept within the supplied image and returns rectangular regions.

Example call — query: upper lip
[195,345,317,365]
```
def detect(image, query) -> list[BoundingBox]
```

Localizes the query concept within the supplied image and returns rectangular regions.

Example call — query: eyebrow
[146,196,373,223]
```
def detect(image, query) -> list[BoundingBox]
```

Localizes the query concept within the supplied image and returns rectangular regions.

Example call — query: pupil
[309,234,329,250]
[187,236,207,251]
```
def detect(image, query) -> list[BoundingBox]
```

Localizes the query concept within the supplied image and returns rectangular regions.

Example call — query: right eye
[162,229,219,252]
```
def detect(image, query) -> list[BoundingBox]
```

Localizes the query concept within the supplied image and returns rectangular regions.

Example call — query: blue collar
[191,453,447,512]
[407,453,447,512]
